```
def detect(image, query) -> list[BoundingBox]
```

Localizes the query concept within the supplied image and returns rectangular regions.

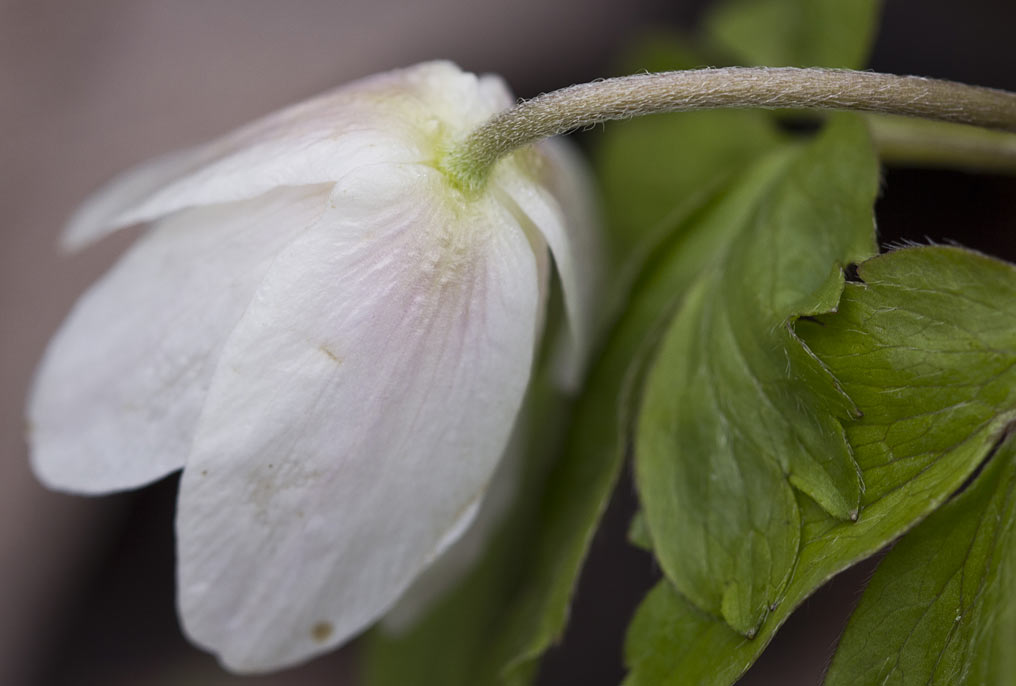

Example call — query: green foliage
[627,510,652,551]
[635,116,877,637]
[799,246,1016,511]
[486,135,825,685]
[625,246,1016,685]
[826,436,1016,686]
[597,109,787,269]
[598,0,884,269]
[704,0,883,69]
[596,38,788,268]
[817,246,1016,685]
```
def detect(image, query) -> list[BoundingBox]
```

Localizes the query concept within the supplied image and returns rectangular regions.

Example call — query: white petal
[63,61,514,250]
[381,409,527,632]
[29,185,330,494]
[494,139,602,388]
[175,163,541,672]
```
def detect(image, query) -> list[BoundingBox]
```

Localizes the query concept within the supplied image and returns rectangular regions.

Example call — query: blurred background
[2,1,1014,684]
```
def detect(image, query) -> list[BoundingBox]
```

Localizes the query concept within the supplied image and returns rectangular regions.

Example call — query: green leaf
[599,0,883,265]
[625,246,1016,686]
[825,435,1016,686]
[625,581,749,686]
[596,39,788,269]
[704,0,883,69]
[801,246,1016,507]
[490,135,802,686]
[635,115,878,636]
[816,245,1016,684]
[627,511,652,551]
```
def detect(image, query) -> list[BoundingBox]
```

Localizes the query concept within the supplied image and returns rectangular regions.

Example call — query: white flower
[27,61,598,672]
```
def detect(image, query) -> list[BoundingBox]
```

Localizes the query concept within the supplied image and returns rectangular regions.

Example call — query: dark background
[1,1,1013,684]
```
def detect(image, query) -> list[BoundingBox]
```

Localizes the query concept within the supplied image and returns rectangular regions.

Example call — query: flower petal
[175,163,541,671]
[29,185,330,493]
[381,409,527,632]
[494,139,602,388]
[63,61,514,250]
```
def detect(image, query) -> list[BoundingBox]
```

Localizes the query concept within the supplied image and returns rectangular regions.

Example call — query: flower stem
[445,67,1016,191]
[865,114,1016,175]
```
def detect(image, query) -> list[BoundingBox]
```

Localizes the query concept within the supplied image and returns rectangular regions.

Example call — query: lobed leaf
[626,245,1016,686]
[817,245,1016,684]
[491,137,805,686]
[635,115,878,637]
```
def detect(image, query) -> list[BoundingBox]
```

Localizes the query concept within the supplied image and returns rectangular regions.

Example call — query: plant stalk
[445,67,1016,191]
[866,114,1016,175]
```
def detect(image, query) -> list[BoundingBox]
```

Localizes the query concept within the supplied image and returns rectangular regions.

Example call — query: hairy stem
[445,67,1016,191]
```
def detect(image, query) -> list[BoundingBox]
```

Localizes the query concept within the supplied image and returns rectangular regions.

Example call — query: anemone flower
[28,61,598,672]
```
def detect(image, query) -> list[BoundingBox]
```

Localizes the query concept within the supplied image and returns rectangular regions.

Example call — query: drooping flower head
[28,61,597,671]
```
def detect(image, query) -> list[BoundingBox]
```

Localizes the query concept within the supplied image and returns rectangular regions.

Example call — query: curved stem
[444,67,1016,191]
